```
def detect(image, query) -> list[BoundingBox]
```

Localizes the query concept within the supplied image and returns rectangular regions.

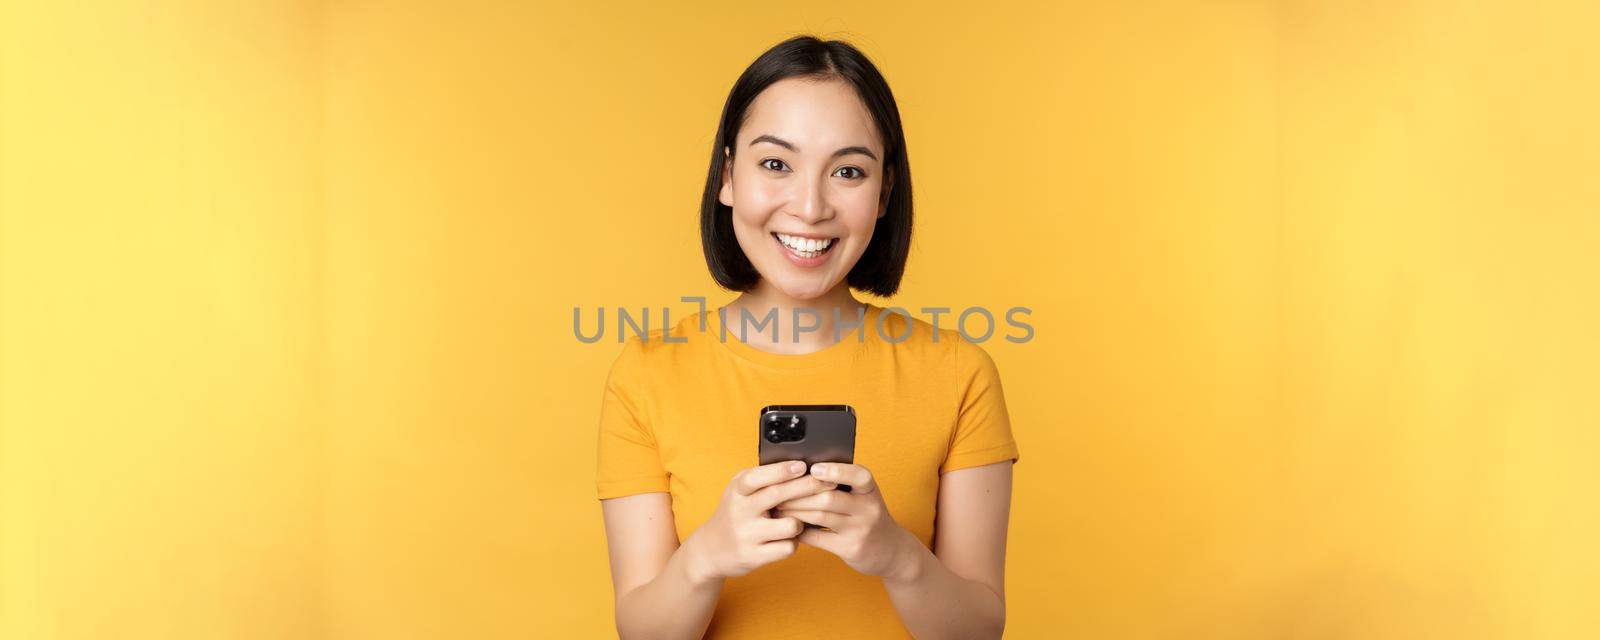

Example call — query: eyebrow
[749,134,878,162]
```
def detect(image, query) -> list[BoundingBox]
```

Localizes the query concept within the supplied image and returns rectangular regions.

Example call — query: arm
[600,492,720,640]
[600,463,837,639]
[778,460,1013,639]
[881,460,1012,639]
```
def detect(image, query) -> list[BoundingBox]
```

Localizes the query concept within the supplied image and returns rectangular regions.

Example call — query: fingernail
[789,461,806,473]
[811,463,828,476]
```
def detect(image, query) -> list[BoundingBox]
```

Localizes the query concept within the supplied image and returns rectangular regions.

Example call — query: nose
[790,173,833,225]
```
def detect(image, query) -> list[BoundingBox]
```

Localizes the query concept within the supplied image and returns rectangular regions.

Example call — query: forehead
[739,77,882,154]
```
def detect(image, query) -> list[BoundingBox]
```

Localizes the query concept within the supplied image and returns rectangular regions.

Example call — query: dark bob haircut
[700,35,913,297]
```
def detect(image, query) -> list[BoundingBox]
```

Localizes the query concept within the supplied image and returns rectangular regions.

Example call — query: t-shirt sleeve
[595,338,670,500]
[940,338,1020,474]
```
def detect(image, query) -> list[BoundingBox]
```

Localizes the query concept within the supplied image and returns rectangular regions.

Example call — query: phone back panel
[756,405,856,467]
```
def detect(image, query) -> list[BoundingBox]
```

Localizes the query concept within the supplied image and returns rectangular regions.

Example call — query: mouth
[771,232,839,264]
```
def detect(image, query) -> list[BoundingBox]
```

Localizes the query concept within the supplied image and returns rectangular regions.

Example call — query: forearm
[614,535,724,640]
[880,532,1005,640]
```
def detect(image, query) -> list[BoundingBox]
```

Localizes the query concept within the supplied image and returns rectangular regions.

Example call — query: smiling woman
[700,38,913,303]
[730,98,883,274]
[595,36,1017,640]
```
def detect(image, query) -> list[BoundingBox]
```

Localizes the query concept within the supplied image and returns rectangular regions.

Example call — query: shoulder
[603,310,706,389]
[952,336,1003,394]
[871,305,1000,375]
[871,305,951,350]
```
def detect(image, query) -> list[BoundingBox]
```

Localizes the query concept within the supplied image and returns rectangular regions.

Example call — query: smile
[772,232,838,261]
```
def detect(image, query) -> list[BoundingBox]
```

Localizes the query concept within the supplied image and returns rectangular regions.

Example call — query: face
[719,76,893,300]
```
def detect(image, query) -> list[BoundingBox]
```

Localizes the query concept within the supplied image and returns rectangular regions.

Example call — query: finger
[796,527,845,555]
[735,460,809,495]
[810,463,877,495]
[750,475,837,512]
[778,509,848,531]
[754,515,805,541]
[771,488,853,513]
[756,538,798,563]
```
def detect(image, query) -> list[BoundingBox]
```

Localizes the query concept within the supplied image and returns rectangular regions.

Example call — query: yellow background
[2,1,1596,637]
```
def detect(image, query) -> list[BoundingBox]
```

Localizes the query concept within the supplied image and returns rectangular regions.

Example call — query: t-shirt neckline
[709,303,881,370]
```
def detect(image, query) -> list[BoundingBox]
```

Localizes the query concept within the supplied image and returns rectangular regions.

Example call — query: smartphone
[758,405,856,495]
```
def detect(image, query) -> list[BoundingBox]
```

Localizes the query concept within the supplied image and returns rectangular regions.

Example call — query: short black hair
[700,35,913,297]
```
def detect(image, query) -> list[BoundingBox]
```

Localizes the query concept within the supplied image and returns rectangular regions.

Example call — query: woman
[597,35,1018,639]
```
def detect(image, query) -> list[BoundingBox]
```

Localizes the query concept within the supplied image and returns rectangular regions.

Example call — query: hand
[775,463,917,580]
[683,460,838,583]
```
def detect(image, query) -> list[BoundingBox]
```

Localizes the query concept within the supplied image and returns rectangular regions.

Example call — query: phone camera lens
[764,413,806,443]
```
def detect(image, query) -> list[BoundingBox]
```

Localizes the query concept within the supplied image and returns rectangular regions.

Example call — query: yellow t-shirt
[596,303,1019,639]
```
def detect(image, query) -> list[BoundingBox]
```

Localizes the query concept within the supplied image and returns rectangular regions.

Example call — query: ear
[718,146,734,208]
[877,166,895,219]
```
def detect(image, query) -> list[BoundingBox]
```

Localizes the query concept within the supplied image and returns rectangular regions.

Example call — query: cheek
[840,191,882,232]
[845,175,887,212]
[730,183,783,227]
[739,176,787,204]
[729,202,765,231]
[729,177,883,232]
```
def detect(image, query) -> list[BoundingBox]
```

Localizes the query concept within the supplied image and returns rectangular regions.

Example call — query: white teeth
[775,233,834,256]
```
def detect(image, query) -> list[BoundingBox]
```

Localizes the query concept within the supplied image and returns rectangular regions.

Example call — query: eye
[760,158,789,172]
[834,166,866,180]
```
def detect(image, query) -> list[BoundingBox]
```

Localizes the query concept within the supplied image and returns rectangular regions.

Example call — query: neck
[720,281,867,355]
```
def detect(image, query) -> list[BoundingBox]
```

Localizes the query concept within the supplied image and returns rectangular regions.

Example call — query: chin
[771,278,836,301]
